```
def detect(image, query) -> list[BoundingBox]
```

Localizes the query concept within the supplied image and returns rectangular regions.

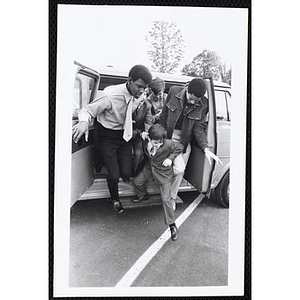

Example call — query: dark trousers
[131,137,146,173]
[96,122,132,201]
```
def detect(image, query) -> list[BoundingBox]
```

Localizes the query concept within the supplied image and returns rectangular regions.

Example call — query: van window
[215,90,231,121]
[72,73,95,118]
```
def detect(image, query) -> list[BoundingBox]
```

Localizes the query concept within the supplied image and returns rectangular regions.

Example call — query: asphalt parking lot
[69,191,229,287]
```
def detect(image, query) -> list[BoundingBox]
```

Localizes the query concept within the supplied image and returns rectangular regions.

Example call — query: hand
[72,121,89,143]
[162,158,172,167]
[204,148,223,165]
[140,131,149,140]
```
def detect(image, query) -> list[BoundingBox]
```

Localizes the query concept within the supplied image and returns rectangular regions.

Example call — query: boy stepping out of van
[132,124,183,241]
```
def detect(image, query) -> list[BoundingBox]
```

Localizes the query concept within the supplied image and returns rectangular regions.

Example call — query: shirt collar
[104,83,133,104]
[123,83,133,104]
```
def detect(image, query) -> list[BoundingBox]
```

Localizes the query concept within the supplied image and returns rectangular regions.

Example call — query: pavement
[69,191,229,288]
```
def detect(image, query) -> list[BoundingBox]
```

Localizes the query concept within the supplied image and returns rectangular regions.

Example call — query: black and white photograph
[5,1,300,300]
[52,3,249,298]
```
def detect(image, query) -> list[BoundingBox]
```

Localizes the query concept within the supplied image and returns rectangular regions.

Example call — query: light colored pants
[133,171,175,225]
[171,130,191,200]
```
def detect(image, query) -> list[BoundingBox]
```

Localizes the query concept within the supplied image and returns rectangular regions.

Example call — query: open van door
[184,78,217,197]
[70,62,100,206]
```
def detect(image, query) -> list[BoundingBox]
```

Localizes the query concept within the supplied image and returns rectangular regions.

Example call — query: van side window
[215,90,231,121]
[72,73,95,118]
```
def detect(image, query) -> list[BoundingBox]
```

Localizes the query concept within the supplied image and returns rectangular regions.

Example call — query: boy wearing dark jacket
[132,124,183,241]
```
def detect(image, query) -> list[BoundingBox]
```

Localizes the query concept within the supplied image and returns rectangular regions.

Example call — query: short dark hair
[128,65,152,85]
[188,78,207,98]
[148,124,167,141]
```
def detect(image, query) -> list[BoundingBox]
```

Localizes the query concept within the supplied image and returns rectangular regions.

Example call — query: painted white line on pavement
[115,193,205,288]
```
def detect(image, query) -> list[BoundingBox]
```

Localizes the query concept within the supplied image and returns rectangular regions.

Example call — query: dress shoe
[132,193,149,203]
[170,224,179,241]
[113,200,124,213]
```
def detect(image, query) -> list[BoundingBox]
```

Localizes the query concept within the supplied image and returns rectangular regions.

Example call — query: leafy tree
[145,21,185,73]
[182,49,221,80]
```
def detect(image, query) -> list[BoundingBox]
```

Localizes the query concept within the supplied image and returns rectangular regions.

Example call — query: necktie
[123,97,133,142]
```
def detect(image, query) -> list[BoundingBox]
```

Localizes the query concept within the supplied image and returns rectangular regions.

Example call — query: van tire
[215,170,230,208]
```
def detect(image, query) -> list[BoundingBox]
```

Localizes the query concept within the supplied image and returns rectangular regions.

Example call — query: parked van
[71,61,230,208]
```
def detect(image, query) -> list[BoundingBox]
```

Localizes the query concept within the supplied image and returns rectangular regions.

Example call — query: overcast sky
[58,5,247,74]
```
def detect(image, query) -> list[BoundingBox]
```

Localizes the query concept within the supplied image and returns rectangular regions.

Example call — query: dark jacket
[132,99,153,140]
[142,139,183,185]
[159,86,209,151]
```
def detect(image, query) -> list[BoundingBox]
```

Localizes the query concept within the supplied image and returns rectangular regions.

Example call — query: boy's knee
[133,174,145,187]
[133,177,141,187]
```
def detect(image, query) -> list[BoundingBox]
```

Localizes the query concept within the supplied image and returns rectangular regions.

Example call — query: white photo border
[51,3,249,298]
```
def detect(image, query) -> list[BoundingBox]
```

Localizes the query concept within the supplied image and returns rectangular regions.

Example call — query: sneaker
[113,200,124,213]
[132,193,149,203]
[170,224,179,241]
[171,199,176,211]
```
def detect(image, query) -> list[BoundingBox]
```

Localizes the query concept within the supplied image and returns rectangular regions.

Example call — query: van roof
[96,65,231,89]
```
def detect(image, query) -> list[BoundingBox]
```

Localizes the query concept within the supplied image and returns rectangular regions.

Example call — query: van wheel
[215,170,230,208]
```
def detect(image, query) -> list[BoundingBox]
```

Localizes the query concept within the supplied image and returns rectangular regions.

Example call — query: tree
[182,49,221,80]
[145,21,185,74]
